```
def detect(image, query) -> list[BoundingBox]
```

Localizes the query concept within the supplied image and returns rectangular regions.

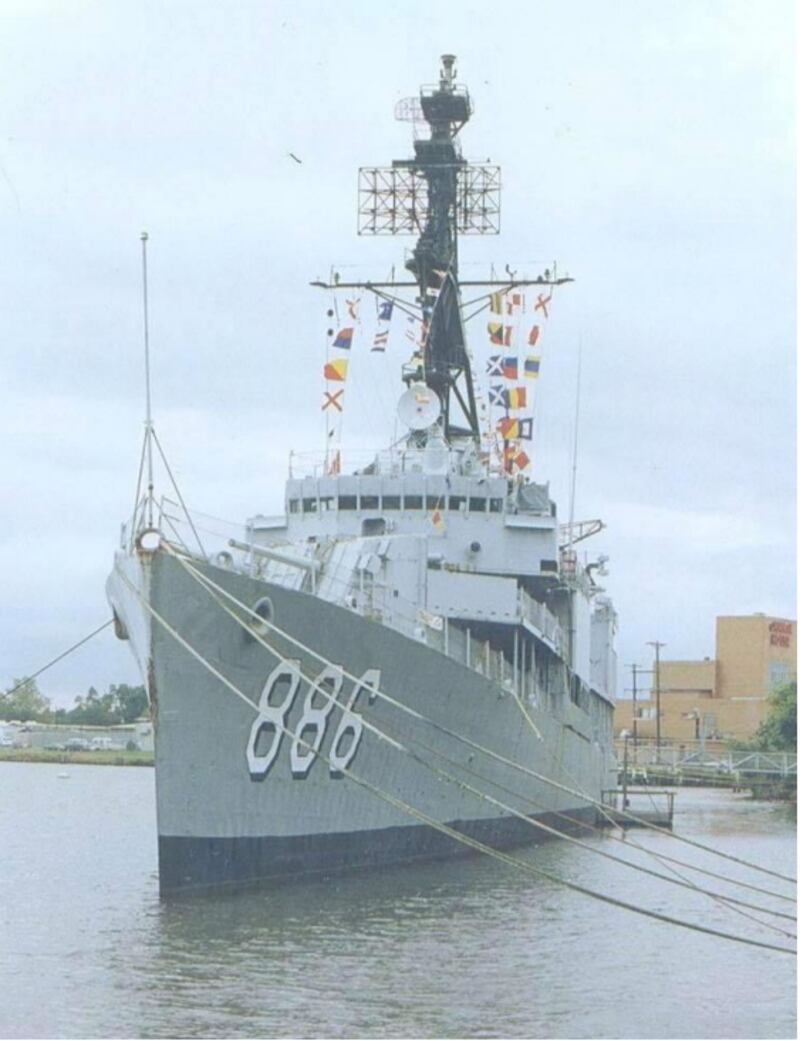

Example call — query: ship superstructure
[107,56,617,894]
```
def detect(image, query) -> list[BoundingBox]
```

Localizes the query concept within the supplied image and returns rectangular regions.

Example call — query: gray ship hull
[112,551,612,894]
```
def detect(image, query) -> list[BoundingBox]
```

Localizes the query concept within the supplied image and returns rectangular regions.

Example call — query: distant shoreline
[0,748,154,767]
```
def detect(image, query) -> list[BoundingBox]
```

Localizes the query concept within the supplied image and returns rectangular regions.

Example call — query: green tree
[755,681,797,751]
[67,685,118,726]
[0,678,51,722]
[111,684,149,723]
[61,682,148,725]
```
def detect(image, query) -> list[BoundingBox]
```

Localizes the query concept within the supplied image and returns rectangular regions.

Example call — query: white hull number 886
[246,659,380,780]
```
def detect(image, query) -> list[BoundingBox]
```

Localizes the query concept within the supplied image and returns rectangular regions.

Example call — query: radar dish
[394,97,425,123]
[397,383,442,430]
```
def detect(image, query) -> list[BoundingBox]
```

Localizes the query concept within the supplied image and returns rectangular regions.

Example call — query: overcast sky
[1,0,795,708]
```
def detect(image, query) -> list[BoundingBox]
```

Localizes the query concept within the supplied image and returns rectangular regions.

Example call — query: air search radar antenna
[397,382,442,431]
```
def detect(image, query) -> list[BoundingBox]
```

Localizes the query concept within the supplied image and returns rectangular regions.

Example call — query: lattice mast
[359,55,501,442]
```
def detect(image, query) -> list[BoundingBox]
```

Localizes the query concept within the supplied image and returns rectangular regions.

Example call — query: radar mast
[358,55,502,442]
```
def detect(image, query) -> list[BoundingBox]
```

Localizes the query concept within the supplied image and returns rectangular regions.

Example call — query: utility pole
[620,729,631,809]
[626,663,641,748]
[647,641,666,752]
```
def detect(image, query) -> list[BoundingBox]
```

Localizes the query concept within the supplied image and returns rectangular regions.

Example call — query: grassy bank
[0,747,154,767]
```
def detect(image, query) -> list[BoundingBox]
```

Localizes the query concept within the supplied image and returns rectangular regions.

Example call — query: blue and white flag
[488,384,505,406]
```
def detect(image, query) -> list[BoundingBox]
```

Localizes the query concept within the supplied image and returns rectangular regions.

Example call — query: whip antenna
[567,338,583,553]
[141,230,154,528]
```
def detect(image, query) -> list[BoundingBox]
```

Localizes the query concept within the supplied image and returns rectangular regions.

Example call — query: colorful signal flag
[486,355,503,377]
[506,292,524,315]
[487,321,504,345]
[504,444,531,472]
[503,386,528,409]
[497,416,533,440]
[333,327,354,349]
[489,291,505,314]
[322,389,344,411]
[324,358,349,381]
[534,292,552,318]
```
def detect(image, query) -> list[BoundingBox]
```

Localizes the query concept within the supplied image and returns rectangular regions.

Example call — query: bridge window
[403,495,423,510]
[338,495,357,510]
[448,496,465,511]
[302,498,317,514]
[468,497,486,513]
[360,495,379,510]
[288,499,300,514]
[489,498,503,513]
[382,495,401,510]
[426,495,445,510]
[320,496,335,512]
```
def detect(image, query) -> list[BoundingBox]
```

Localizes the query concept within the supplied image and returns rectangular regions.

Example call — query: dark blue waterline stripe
[158,807,597,895]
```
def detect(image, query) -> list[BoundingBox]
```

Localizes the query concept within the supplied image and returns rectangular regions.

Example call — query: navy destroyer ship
[107,56,618,894]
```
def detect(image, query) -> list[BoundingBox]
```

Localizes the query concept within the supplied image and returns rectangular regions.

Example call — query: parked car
[89,737,124,751]
[64,738,91,751]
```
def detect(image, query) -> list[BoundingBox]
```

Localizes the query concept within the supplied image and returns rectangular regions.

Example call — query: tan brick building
[615,614,796,743]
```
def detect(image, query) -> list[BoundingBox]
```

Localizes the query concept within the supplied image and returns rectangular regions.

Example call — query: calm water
[0,763,795,1039]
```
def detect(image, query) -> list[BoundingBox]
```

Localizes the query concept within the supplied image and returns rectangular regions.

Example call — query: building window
[769,662,791,689]
[338,495,357,510]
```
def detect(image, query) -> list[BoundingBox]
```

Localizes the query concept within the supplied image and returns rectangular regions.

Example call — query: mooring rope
[381,715,795,937]
[115,564,795,955]
[170,548,797,895]
[4,620,114,698]
[171,552,796,936]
